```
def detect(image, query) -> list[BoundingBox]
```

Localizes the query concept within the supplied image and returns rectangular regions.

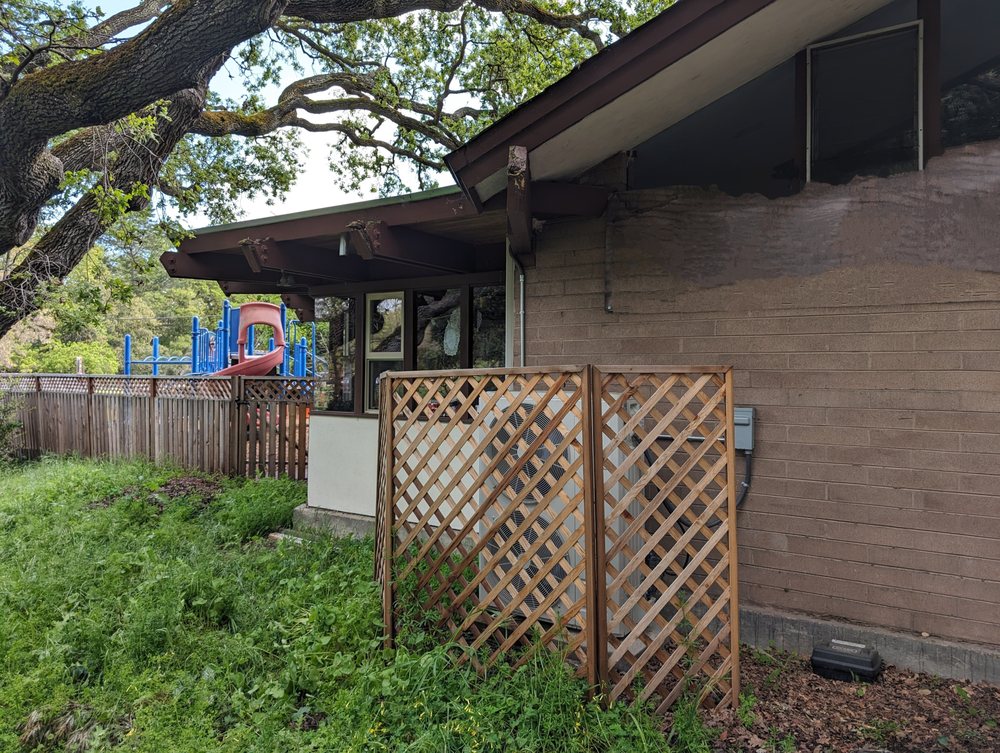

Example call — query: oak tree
[0,0,668,339]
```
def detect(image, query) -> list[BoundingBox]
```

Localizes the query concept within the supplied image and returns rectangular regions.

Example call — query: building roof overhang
[445,0,894,206]
[161,187,509,300]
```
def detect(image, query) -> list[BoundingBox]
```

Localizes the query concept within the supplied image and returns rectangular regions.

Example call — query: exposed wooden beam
[506,145,533,260]
[309,269,505,298]
[347,222,477,273]
[246,237,369,282]
[219,281,307,295]
[919,0,943,162]
[483,181,608,217]
[281,293,316,323]
[161,251,326,288]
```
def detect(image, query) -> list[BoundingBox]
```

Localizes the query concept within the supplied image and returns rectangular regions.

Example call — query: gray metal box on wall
[734,407,754,451]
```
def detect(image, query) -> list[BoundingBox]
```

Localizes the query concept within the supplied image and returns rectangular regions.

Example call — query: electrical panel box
[734,407,754,451]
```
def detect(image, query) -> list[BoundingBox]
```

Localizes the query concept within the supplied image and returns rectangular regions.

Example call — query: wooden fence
[376,364,739,713]
[0,374,312,479]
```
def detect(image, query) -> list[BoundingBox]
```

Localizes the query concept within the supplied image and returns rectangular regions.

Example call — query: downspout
[514,251,526,367]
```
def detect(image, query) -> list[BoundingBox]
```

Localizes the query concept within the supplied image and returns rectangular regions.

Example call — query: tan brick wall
[520,141,1000,647]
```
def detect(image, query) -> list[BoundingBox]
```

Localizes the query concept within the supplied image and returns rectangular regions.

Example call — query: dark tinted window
[810,27,920,184]
[941,0,1000,148]
[315,296,355,412]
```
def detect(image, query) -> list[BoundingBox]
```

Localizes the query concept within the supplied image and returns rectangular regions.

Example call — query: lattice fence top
[377,364,739,714]
[156,377,233,400]
[241,377,314,403]
[0,375,37,393]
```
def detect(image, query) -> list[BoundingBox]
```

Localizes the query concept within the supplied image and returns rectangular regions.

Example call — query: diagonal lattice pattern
[377,365,738,711]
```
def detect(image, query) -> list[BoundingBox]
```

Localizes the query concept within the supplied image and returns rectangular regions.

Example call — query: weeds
[857,718,902,745]
[0,457,677,753]
[737,691,758,728]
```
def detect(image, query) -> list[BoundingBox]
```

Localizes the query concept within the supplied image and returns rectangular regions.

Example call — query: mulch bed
[706,647,1000,753]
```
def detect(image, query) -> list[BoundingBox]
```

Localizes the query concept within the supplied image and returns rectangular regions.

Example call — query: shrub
[0,399,21,461]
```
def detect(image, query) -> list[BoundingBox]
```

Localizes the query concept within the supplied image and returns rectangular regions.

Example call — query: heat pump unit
[476,392,645,635]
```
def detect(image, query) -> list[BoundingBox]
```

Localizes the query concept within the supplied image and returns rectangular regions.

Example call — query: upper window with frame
[365,293,404,411]
[809,23,922,185]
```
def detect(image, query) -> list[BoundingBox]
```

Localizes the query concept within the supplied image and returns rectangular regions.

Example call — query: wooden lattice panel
[157,377,232,400]
[379,367,593,673]
[378,365,738,713]
[0,375,36,393]
[598,369,738,711]
[241,377,314,403]
[38,376,89,394]
[91,376,153,397]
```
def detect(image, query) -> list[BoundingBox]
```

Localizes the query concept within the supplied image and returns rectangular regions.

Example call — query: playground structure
[123,300,325,377]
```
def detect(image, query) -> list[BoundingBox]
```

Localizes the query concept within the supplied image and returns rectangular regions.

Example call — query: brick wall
[520,141,1000,647]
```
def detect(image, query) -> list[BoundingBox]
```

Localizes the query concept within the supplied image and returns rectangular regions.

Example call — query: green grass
[0,457,684,752]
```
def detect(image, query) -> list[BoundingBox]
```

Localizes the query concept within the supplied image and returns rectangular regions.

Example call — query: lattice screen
[377,364,739,711]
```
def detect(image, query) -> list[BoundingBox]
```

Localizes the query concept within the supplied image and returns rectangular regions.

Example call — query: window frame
[806,20,925,184]
[364,291,405,413]
[311,272,505,418]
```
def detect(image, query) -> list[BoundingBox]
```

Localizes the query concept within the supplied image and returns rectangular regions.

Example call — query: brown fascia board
[179,188,475,254]
[445,0,778,198]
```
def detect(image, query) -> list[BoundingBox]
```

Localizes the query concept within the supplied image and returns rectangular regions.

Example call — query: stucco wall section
[521,141,1000,647]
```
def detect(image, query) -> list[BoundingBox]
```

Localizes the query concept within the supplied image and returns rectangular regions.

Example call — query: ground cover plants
[6,457,995,752]
[0,457,668,753]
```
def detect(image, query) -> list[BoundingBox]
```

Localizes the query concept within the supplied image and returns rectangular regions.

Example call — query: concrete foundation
[741,605,1000,684]
[292,503,375,538]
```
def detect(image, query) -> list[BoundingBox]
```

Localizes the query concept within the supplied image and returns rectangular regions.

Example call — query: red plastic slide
[214,302,286,376]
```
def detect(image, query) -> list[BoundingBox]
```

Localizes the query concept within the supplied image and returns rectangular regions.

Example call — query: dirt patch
[707,647,1000,753]
[154,476,221,505]
[290,711,327,732]
[87,476,222,512]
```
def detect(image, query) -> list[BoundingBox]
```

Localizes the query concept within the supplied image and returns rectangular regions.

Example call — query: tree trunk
[0,84,213,337]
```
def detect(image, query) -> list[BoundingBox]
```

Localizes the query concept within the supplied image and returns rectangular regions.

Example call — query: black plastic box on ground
[810,639,883,682]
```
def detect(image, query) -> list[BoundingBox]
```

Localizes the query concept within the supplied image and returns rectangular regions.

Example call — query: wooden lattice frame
[377,364,739,712]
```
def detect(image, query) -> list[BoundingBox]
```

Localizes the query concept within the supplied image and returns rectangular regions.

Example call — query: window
[940,0,1000,148]
[809,24,922,184]
[473,285,505,368]
[415,288,462,371]
[365,293,404,411]
[313,277,505,415]
[315,297,355,412]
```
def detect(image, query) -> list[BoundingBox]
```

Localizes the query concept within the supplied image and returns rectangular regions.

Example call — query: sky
[80,0,450,227]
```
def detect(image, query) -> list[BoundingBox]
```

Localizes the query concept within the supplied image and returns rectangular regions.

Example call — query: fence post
[147,378,158,462]
[35,376,45,452]
[380,375,396,648]
[724,367,741,701]
[228,375,242,476]
[85,376,95,458]
[582,364,609,697]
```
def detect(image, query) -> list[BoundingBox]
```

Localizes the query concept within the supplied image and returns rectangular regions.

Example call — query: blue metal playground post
[151,337,160,376]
